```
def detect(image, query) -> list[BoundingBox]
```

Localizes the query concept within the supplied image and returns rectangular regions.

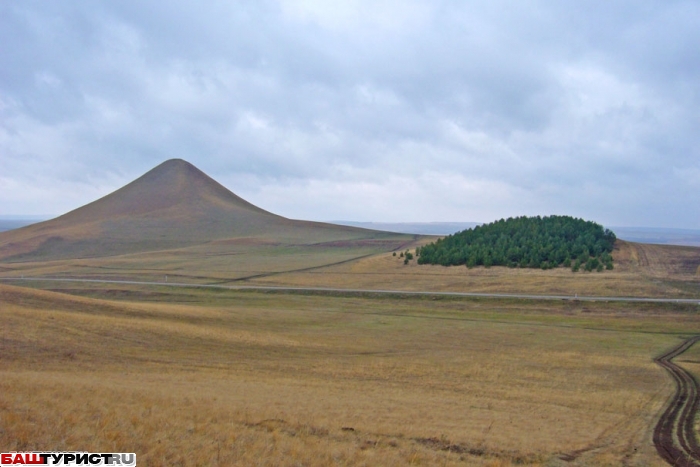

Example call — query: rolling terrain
[0,159,414,279]
[244,240,700,301]
[2,159,700,465]
[3,282,699,466]
[1,159,699,302]
[0,159,412,261]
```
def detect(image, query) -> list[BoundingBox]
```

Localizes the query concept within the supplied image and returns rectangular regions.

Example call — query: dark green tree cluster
[416,215,616,272]
[395,249,414,265]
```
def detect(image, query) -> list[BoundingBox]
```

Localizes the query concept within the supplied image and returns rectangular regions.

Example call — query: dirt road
[1,277,700,304]
[654,336,700,466]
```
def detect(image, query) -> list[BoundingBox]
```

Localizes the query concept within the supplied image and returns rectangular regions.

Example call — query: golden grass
[245,240,700,299]
[0,236,417,284]
[3,239,697,301]
[2,162,698,465]
[2,283,696,465]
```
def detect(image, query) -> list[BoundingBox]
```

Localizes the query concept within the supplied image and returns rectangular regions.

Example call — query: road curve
[654,336,700,467]
[0,276,700,304]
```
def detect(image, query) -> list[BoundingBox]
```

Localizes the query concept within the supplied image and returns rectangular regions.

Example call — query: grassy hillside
[0,159,412,263]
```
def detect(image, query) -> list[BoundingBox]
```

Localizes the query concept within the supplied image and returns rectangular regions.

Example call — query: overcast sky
[1,1,699,228]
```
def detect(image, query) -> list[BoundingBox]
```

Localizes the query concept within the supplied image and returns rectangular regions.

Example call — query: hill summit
[0,159,393,261]
[62,159,273,223]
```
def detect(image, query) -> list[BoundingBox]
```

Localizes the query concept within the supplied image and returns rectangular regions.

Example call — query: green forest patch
[416,215,616,272]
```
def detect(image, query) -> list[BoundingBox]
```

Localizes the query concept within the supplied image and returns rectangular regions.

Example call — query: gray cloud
[1,0,699,227]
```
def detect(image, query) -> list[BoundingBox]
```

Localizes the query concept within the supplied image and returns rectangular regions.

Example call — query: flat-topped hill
[0,159,409,261]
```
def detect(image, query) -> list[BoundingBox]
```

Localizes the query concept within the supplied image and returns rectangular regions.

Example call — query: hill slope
[0,159,407,261]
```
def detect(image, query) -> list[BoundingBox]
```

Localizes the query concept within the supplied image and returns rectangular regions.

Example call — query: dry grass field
[247,240,700,299]
[0,236,415,284]
[3,282,700,466]
[2,159,698,302]
[2,160,700,465]
[2,239,698,301]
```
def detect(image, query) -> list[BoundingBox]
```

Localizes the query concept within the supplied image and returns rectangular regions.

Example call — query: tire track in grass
[654,336,700,466]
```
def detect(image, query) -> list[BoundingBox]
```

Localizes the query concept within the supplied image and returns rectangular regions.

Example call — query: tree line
[416,215,616,272]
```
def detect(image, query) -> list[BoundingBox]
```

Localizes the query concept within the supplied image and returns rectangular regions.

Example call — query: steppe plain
[2,160,700,466]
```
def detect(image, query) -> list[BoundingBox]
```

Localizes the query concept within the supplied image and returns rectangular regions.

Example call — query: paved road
[653,336,700,467]
[1,276,699,304]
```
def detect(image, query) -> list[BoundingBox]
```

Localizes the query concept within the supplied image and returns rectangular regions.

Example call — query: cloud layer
[1,0,699,227]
